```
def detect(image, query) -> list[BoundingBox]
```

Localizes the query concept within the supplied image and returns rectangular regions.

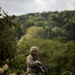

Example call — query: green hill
[13,10,75,41]
[0,9,75,75]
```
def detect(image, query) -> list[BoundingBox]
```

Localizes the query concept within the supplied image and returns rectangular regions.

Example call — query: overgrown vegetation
[0,7,75,75]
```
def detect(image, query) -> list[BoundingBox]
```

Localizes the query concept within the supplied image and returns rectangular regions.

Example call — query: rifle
[34,56,48,73]
[38,64,48,73]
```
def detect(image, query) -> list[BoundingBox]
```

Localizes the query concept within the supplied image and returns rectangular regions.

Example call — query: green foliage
[12,10,75,41]
[61,71,73,75]
[0,9,75,75]
[0,9,18,65]
[15,10,75,74]
[8,54,26,75]
[17,38,75,75]
[25,26,45,39]
[17,39,30,55]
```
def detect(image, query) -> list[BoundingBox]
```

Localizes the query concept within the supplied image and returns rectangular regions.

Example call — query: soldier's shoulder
[27,55,32,59]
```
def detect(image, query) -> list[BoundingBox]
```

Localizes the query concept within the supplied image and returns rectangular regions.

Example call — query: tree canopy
[0,8,18,65]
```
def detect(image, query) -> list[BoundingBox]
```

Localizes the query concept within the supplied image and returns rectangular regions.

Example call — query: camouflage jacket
[26,54,40,74]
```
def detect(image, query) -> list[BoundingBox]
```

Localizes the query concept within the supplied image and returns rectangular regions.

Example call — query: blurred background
[0,0,75,75]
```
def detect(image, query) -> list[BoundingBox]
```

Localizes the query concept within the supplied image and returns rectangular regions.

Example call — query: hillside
[13,10,75,41]
[0,9,75,75]
[12,10,75,75]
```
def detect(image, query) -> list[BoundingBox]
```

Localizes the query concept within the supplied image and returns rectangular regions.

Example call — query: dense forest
[13,10,75,41]
[0,7,75,75]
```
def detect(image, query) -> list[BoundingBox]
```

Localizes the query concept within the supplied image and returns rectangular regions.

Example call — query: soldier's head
[30,46,38,56]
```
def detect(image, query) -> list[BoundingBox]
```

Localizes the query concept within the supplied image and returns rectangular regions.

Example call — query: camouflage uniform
[26,46,40,75]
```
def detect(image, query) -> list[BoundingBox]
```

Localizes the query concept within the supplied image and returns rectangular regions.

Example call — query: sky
[0,0,75,15]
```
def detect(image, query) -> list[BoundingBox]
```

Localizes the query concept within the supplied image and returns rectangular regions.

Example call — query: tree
[25,26,45,40]
[0,8,18,65]
[52,27,65,38]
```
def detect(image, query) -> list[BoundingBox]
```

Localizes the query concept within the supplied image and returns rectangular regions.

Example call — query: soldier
[26,46,45,75]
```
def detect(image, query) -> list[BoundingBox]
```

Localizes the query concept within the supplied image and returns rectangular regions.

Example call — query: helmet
[30,46,38,53]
